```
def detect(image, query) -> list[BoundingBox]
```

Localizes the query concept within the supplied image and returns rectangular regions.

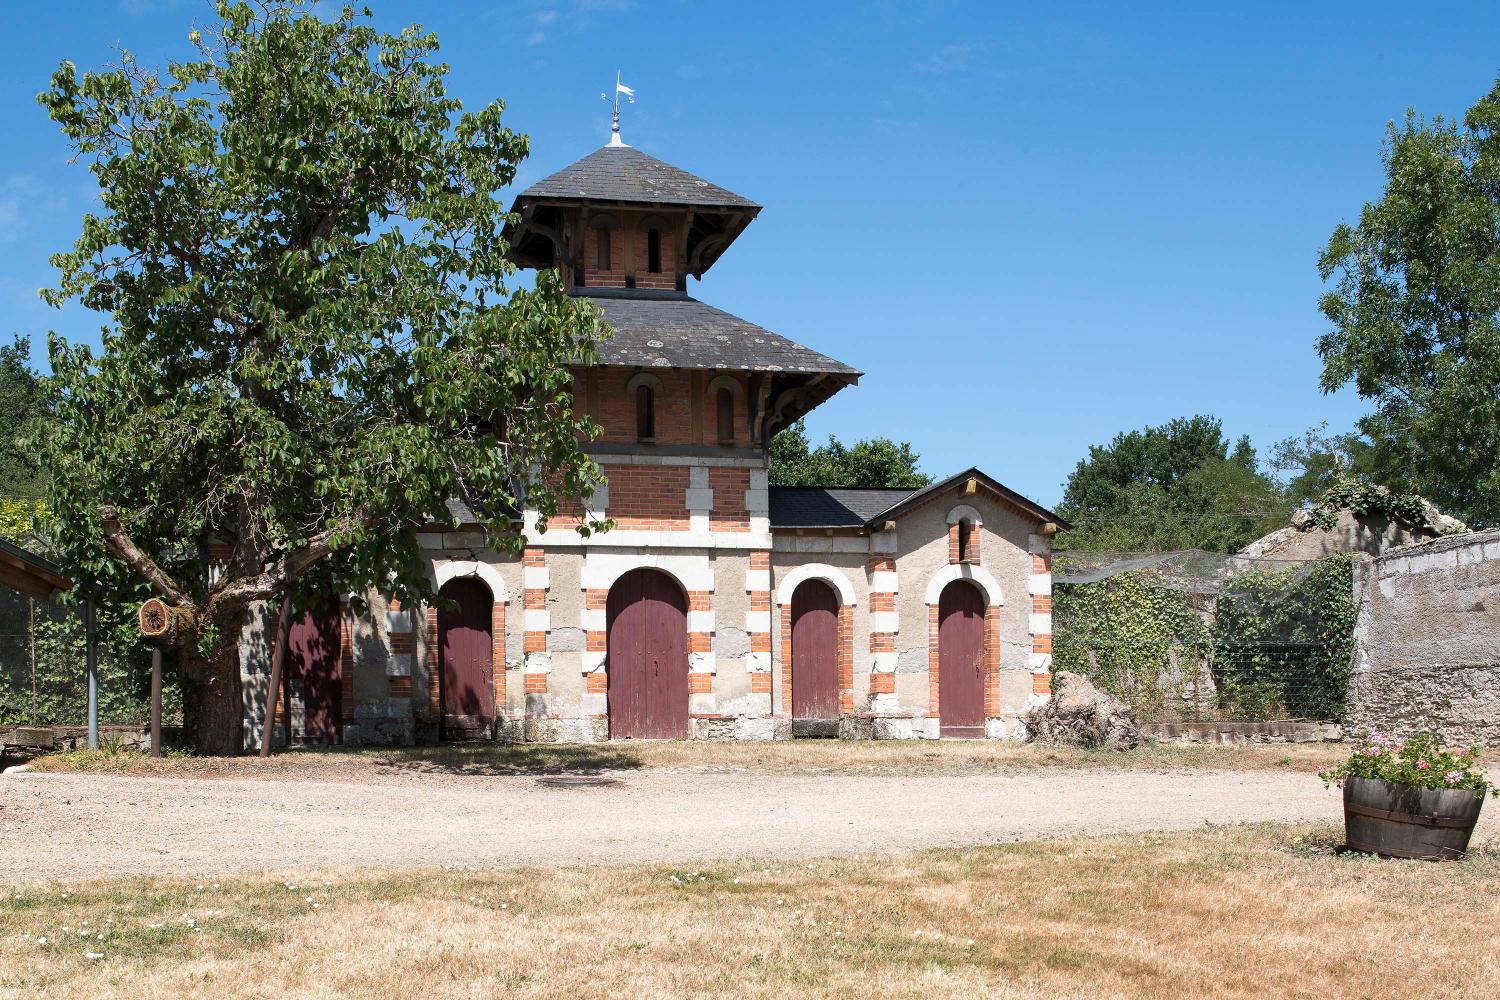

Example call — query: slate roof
[769,487,920,528]
[519,145,760,209]
[768,471,1071,532]
[583,289,859,376]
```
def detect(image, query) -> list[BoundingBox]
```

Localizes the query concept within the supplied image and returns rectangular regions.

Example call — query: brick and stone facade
[240,132,1065,747]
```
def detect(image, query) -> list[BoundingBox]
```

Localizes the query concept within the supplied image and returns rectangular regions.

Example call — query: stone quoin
[241,128,1069,747]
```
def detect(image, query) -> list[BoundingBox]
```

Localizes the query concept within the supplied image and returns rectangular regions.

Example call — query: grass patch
[27,738,1350,781]
[2,825,1497,998]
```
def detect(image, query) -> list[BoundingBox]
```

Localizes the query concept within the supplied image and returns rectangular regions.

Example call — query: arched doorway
[283,595,342,746]
[938,580,986,738]
[606,568,689,739]
[438,577,495,740]
[790,578,840,737]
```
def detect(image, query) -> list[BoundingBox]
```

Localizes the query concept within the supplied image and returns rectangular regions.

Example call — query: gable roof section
[868,468,1070,529]
[582,289,860,376]
[0,537,72,599]
[769,487,920,529]
[518,145,760,210]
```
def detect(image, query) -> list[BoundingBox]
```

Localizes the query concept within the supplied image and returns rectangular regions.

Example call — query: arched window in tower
[715,386,735,444]
[957,517,975,563]
[636,383,656,441]
[596,228,611,272]
[647,227,662,274]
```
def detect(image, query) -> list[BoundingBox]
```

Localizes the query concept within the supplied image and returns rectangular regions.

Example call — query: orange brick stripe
[869,672,895,695]
[389,676,413,699]
[687,590,712,612]
[927,604,941,715]
[983,605,1002,718]
[524,547,548,655]
[708,467,751,531]
[1031,553,1051,574]
[1031,595,1053,614]
[425,604,440,718]
[688,632,712,654]
[1032,672,1053,695]
[491,601,506,711]
[586,672,608,694]
[340,600,355,724]
[837,605,854,714]
[750,672,772,694]
[389,630,414,655]
[524,674,548,694]
[750,552,770,570]
[688,672,713,694]
[869,592,895,613]
[1033,634,1053,654]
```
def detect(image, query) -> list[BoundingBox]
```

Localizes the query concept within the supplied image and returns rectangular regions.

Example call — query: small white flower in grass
[966,939,975,947]
[36,936,47,945]
[312,903,321,910]
[86,951,104,959]
[501,903,508,909]
[775,899,784,906]
[105,918,113,924]
[79,930,90,938]
[148,924,162,930]
[96,933,104,941]
[304,897,313,903]
[913,929,923,937]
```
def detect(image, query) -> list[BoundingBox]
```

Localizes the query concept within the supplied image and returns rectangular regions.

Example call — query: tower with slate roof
[311,127,1066,750]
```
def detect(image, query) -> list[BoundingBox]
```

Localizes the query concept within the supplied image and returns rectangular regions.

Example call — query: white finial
[601,70,635,147]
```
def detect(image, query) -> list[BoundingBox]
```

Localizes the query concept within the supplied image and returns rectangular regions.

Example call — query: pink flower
[1416,760,1430,770]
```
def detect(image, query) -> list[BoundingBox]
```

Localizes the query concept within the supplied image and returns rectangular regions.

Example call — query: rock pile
[1024,671,1142,750]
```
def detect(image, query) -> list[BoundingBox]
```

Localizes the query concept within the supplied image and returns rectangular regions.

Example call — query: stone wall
[1346,529,1500,745]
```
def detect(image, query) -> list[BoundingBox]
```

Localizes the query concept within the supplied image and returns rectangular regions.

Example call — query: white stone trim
[772,534,870,554]
[744,569,771,592]
[774,563,858,606]
[870,530,898,553]
[869,610,899,633]
[524,652,551,673]
[869,570,898,593]
[579,551,715,593]
[687,610,715,633]
[689,465,710,489]
[385,610,412,632]
[386,653,413,678]
[580,609,606,632]
[1029,613,1053,635]
[1028,533,1051,555]
[524,609,550,632]
[533,527,773,550]
[689,651,716,673]
[872,651,898,673]
[523,566,550,589]
[685,487,714,511]
[1027,573,1051,596]
[744,610,771,633]
[744,488,768,514]
[946,504,984,526]
[581,651,606,672]
[923,563,1003,606]
[417,531,444,550]
[746,651,771,673]
[429,558,510,602]
[1028,653,1053,672]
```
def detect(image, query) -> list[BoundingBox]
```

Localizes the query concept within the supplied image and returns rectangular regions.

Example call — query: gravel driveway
[0,767,1368,885]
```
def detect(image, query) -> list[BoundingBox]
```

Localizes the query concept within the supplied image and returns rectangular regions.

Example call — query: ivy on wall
[1307,477,1430,532]
[1054,554,1358,723]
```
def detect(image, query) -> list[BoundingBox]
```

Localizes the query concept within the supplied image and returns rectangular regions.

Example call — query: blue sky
[3,1,1499,506]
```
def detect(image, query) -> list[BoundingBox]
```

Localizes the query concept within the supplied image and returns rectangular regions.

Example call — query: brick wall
[709,467,750,531]
[603,464,691,530]
[577,368,751,448]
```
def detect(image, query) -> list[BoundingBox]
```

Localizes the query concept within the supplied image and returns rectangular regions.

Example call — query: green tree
[769,420,931,489]
[38,2,604,753]
[1265,423,1378,508]
[1318,77,1500,527]
[0,336,51,540]
[1057,415,1289,552]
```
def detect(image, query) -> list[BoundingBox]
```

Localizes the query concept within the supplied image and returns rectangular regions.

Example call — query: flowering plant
[1319,732,1495,799]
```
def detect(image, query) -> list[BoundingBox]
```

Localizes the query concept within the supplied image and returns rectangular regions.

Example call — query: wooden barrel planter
[1344,776,1486,861]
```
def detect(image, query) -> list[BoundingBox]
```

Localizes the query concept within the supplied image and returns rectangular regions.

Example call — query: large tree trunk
[180,608,246,756]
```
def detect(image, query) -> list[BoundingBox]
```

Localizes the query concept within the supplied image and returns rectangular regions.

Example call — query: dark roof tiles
[519,145,760,209]
[583,290,859,376]
[769,487,920,528]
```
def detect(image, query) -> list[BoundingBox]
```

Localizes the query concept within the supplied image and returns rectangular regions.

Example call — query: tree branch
[99,504,193,607]
[210,508,375,609]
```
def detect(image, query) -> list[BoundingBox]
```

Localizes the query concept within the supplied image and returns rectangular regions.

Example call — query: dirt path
[0,767,1383,885]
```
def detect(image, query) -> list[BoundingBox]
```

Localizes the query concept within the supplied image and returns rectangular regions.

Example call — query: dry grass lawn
[29,737,1350,780]
[2,823,1496,999]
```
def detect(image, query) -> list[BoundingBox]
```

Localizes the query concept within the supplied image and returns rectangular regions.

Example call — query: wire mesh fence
[1055,639,1347,723]
[1053,548,1357,724]
[0,587,173,727]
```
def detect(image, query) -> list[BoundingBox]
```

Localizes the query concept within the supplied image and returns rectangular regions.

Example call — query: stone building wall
[1346,528,1500,745]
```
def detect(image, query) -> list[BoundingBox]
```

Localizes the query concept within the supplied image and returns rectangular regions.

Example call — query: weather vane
[601,71,635,147]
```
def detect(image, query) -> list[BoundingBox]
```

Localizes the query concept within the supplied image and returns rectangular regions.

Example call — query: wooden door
[938,580,986,738]
[285,596,342,745]
[791,579,840,735]
[439,577,495,739]
[607,568,689,739]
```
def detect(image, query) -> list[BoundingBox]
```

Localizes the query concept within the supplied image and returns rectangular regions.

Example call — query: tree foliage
[1318,77,1500,528]
[768,420,932,489]
[0,336,48,500]
[1056,415,1290,553]
[38,2,605,753]
[1265,423,1379,508]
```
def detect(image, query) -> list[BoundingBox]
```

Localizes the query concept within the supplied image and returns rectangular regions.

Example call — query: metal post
[85,600,98,750]
[150,646,162,758]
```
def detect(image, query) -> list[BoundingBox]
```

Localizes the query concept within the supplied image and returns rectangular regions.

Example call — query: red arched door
[607,568,689,739]
[791,579,840,736]
[284,595,342,746]
[938,580,986,738]
[439,577,495,739]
